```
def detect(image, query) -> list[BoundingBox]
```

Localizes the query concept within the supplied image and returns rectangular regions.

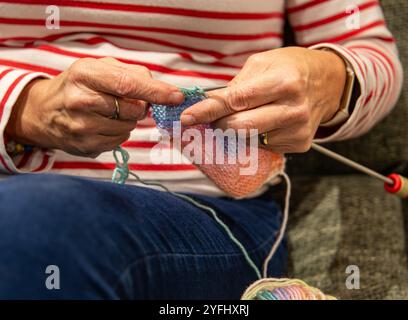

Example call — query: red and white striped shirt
[0,0,403,197]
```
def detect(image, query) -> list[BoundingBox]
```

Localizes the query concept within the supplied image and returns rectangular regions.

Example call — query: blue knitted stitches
[151,87,206,130]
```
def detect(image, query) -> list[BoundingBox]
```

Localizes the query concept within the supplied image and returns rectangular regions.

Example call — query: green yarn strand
[111,146,129,184]
[111,144,262,279]
[111,86,263,279]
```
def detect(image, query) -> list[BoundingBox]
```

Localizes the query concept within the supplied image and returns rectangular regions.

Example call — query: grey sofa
[285,0,408,299]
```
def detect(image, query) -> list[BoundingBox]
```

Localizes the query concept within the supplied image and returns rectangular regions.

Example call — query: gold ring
[111,98,120,120]
[259,132,269,146]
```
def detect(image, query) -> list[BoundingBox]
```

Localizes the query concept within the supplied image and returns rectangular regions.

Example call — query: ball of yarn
[241,278,336,300]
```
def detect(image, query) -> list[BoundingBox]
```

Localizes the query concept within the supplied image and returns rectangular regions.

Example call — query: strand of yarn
[262,172,290,278]
[111,146,129,184]
[112,146,262,279]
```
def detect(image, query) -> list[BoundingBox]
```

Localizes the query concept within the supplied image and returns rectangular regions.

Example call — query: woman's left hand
[180,47,347,153]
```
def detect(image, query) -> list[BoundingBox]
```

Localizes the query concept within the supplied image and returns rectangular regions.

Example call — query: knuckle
[115,72,134,96]
[265,142,286,154]
[247,53,264,65]
[297,76,307,91]
[63,89,81,110]
[125,101,148,121]
[227,78,238,87]
[292,70,307,89]
[105,135,130,152]
[77,141,99,156]
[236,118,257,132]
[69,119,97,136]
[69,121,87,136]
[275,145,292,154]
[88,152,102,159]
[274,113,290,129]
[64,90,94,110]
[122,121,137,133]
[281,71,306,95]
[225,87,252,112]
[136,103,149,120]
[305,122,315,138]
[293,107,310,124]
[121,132,131,143]
[295,126,312,144]
[68,58,94,80]
[145,86,162,101]
[136,65,150,75]
[300,142,312,153]
[281,78,298,95]
[202,107,222,123]
[295,138,312,153]
[99,57,117,63]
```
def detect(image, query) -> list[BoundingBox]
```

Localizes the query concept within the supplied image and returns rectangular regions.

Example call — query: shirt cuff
[309,43,364,143]
[0,69,55,173]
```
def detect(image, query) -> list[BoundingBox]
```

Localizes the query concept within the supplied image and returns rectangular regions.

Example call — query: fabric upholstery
[287,175,408,299]
[286,0,408,299]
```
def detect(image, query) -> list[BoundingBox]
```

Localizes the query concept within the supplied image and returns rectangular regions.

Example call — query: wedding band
[259,132,269,146]
[111,98,120,120]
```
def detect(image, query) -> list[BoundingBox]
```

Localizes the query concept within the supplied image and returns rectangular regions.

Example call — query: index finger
[71,58,184,105]
[180,80,281,126]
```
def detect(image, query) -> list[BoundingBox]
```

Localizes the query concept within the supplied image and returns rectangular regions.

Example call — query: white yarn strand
[262,172,291,278]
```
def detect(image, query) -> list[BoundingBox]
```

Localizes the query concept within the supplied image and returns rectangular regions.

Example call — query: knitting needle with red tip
[202,86,407,198]
[311,143,408,198]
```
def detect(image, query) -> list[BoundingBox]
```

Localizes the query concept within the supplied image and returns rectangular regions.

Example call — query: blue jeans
[0,174,287,299]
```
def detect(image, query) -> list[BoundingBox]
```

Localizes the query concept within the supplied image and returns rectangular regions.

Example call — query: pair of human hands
[6,47,346,158]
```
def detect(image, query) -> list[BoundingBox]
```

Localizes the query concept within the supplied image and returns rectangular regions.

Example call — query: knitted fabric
[151,87,285,198]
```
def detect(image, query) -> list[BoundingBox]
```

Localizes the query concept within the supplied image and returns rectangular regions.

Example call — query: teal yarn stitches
[179,86,205,97]
[151,86,207,131]
[111,146,129,184]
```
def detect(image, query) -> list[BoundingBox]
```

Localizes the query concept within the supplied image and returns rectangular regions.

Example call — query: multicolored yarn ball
[241,278,336,300]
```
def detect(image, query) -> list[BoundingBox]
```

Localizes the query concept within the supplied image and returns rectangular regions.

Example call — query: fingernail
[169,92,184,104]
[180,114,196,126]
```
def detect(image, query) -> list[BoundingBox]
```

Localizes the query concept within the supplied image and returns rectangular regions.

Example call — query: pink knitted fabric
[151,87,285,198]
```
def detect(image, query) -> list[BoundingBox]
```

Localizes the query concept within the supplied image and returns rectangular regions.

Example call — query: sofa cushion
[287,175,408,299]
[287,0,408,176]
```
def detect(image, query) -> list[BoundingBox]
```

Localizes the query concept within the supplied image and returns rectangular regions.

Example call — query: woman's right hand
[5,57,184,158]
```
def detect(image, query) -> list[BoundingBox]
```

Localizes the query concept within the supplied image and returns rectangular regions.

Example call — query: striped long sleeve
[0,66,54,173]
[286,0,403,142]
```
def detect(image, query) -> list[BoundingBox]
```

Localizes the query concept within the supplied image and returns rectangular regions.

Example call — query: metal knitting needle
[202,85,228,92]
[311,143,393,185]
